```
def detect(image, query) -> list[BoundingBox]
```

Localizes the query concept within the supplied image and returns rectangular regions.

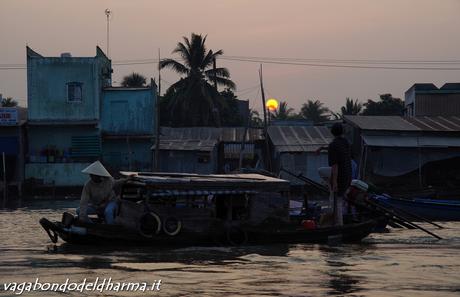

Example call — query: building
[405,83,460,117]
[101,87,155,172]
[0,106,27,197]
[267,125,333,185]
[26,46,156,187]
[344,115,460,196]
[155,127,264,174]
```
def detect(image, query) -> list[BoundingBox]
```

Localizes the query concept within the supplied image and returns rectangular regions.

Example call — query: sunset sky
[1,0,460,113]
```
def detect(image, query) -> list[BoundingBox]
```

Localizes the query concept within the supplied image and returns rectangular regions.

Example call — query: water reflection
[1,201,460,296]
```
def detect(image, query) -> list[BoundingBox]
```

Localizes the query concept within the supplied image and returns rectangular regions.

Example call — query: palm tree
[300,100,330,123]
[340,97,362,116]
[1,97,18,107]
[121,72,147,87]
[160,33,235,126]
[273,101,294,120]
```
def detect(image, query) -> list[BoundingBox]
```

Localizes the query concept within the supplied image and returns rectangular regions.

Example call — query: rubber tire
[226,226,248,246]
[162,217,182,236]
[139,212,162,238]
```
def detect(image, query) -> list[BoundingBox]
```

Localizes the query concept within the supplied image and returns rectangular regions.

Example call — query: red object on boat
[301,220,316,230]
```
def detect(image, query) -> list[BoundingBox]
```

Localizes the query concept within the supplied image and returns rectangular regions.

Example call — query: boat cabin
[116,172,291,235]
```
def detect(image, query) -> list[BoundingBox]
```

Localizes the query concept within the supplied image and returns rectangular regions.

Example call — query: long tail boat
[39,172,383,246]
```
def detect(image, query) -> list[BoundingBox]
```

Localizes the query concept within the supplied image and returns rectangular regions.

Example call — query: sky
[1,0,460,113]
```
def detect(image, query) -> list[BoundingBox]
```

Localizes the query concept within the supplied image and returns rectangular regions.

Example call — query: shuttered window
[71,135,101,157]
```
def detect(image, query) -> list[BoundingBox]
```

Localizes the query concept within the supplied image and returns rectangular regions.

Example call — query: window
[67,82,83,102]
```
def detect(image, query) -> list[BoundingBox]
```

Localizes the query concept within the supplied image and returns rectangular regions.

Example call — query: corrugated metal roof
[363,135,460,148]
[157,127,264,151]
[268,126,333,152]
[344,115,460,132]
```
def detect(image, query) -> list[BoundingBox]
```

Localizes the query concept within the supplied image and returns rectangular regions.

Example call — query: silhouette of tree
[272,101,295,120]
[300,99,330,123]
[362,94,404,116]
[121,72,147,87]
[160,33,235,126]
[1,97,18,107]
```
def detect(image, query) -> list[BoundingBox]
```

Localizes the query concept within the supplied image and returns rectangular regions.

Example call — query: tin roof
[157,127,264,151]
[344,115,460,132]
[268,125,334,153]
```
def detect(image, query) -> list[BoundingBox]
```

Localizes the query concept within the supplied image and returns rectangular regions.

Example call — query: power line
[223,55,460,64]
[219,57,460,70]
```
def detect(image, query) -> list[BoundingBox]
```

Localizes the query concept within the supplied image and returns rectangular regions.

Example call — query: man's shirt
[328,137,352,196]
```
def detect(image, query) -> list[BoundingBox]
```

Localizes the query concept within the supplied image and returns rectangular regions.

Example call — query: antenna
[105,8,112,57]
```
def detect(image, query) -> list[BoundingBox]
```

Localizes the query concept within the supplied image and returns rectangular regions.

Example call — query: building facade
[26,47,156,187]
[405,83,460,117]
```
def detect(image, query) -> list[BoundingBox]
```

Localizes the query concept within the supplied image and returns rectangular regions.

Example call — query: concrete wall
[28,126,99,159]
[25,162,91,186]
[101,88,155,135]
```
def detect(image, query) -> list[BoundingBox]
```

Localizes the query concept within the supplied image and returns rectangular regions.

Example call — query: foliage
[272,101,295,120]
[300,99,330,123]
[249,109,263,128]
[160,33,235,127]
[341,97,362,116]
[361,94,405,116]
[1,97,18,107]
[121,72,147,88]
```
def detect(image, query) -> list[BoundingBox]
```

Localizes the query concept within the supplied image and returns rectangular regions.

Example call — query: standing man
[328,123,352,226]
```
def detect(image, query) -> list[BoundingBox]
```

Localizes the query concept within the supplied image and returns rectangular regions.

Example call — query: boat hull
[39,217,380,246]
[372,195,460,221]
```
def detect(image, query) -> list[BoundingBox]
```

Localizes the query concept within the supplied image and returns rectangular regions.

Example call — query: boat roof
[120,171,290,192]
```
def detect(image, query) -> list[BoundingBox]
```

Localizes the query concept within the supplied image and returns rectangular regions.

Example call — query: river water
[0,200,459,297]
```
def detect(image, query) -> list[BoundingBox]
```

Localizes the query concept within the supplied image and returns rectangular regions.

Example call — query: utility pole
[153,76,160,171]
[213,57,217,90]
[105,9,111,57]
[3,152,7,208]
[259,64,272,172]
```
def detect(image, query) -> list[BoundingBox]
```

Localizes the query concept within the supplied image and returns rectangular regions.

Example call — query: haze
[1,0,460,113]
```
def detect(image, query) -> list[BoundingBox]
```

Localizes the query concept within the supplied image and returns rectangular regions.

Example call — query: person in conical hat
[77,161,133,224]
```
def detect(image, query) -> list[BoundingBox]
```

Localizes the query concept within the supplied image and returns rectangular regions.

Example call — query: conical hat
[81,161,112,177]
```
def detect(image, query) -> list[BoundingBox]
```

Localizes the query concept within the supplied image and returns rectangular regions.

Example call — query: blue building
[26,47,156,187]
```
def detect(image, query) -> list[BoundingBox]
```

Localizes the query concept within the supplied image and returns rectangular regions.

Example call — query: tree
[272,101,295,120]
[1,97,18,107]
[341,98,362,116]
[249,109,263,127]
[362,94,404,116]
[300,99,330,123]
[219,88,244,126]
[160,33,235,126]
[121,72,147,87]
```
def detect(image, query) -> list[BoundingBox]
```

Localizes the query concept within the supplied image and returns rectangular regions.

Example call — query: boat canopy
[120,171,290,192]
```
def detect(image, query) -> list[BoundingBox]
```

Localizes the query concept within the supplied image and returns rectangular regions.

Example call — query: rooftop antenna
[105,8,112,57]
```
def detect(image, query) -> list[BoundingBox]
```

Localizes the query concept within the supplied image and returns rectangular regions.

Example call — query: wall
[278,152,329,185]
[158,149,216,174]
[415,94,460,116]
[27,126,99,160]
[101,88,155,135]
[25,162,91,186]
[27,58,100,121]
[102,138,153,172]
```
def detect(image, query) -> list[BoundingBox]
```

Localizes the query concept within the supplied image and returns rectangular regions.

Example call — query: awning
[363,135,460,148]
[150,189,258,197]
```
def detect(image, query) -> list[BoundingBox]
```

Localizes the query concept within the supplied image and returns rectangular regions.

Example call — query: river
[0,200,459,296]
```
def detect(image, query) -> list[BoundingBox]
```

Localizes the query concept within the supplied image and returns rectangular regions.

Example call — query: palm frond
[205,67,231,78]
[160,59,189,75]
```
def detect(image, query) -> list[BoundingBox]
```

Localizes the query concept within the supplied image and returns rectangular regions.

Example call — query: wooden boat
[371,194,460,221]
[39,172,382,246]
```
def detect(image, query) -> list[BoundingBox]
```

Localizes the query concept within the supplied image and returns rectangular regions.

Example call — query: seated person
[77,161,132,224]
